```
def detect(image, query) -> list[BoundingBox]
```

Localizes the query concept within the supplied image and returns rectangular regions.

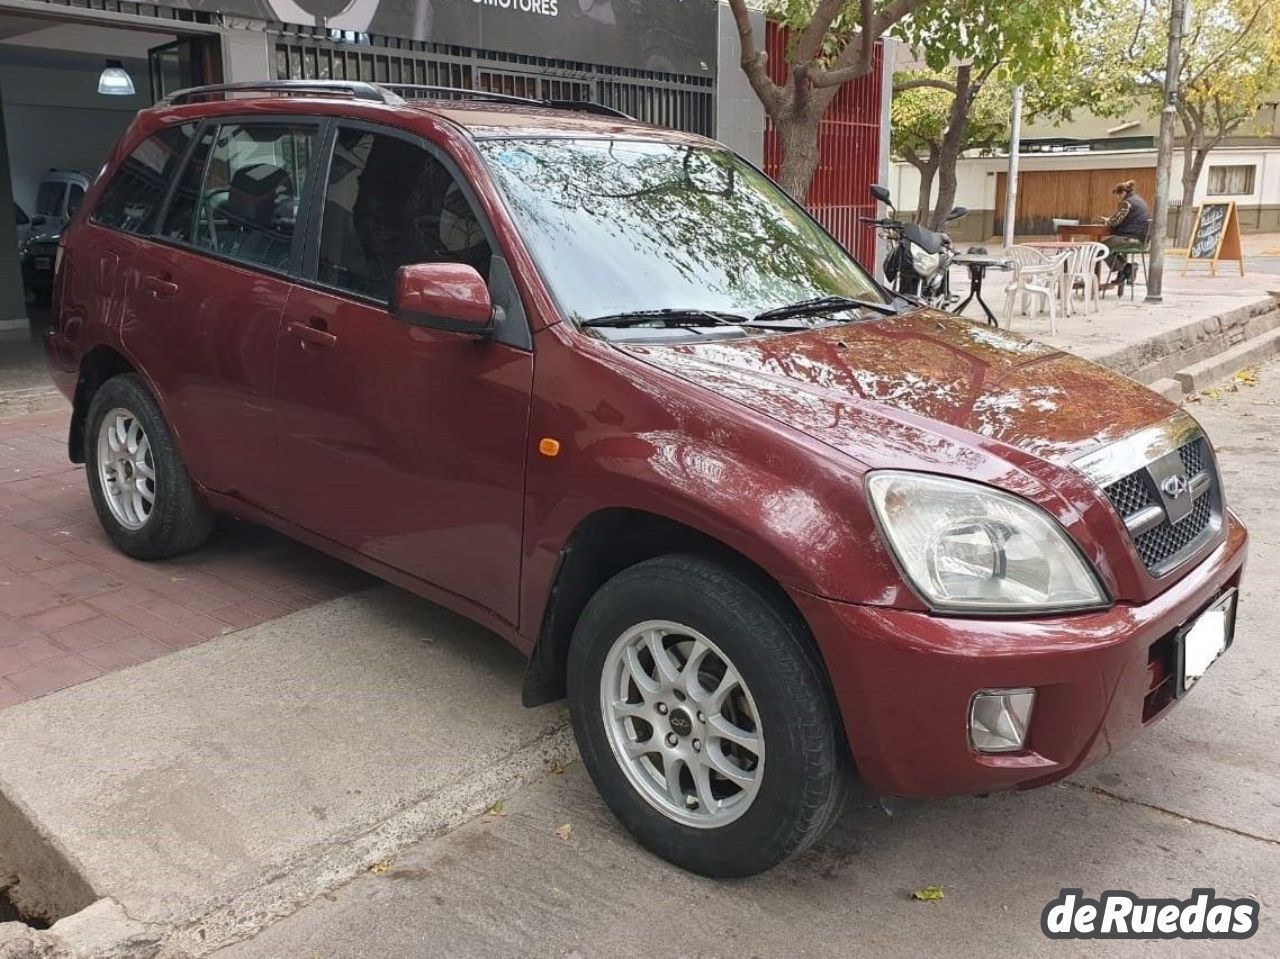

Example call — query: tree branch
[793,0,846,65]
[812,0,926,88]
[893,77,958,94]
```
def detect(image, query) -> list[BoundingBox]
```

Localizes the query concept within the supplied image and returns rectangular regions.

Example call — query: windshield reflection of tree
[480,140,877,321]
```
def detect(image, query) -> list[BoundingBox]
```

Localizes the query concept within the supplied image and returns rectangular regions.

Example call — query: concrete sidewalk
[952,264,1280,398]
[0,587,575,955]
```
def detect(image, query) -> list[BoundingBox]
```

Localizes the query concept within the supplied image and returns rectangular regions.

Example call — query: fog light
[968,688,1035,753]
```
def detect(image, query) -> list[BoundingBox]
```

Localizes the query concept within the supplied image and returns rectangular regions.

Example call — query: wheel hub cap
[96,408,155,531]
[600,620,765,829]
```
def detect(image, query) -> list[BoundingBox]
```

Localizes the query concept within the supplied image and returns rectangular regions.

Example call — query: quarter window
[187,122,318,273]
[92,124,197,234]
[317,128,491,302]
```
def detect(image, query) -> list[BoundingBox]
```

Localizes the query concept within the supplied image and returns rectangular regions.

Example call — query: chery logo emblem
[1161,474,1190,499]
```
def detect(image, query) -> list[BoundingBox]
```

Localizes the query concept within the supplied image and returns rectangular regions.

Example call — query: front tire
[567,554,849,877]
[85,374,214,560]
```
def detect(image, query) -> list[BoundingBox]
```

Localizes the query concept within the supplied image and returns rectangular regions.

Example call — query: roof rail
[161,80,404,107]
[385,84,635,121]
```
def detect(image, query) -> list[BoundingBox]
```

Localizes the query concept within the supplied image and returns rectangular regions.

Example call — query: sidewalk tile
[22,601,99,634]
[0,678,28,710]
[48,615,135,653]
[0,635,65,676]
[5,653,103,697]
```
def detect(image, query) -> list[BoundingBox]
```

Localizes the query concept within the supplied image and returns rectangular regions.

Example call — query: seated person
[1100,180,1150,281]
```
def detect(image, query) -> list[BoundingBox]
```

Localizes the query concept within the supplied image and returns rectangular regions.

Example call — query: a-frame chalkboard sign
[1182,201,1245,276]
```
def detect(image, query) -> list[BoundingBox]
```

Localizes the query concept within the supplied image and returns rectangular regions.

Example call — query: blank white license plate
[1180,589,1237,693]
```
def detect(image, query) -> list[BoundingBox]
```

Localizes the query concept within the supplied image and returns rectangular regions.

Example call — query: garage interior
[1,3,219,350]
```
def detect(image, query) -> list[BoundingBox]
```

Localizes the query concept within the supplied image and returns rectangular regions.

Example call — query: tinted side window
[67,184,85,217]
[317,128,491,302]
[92,124,196,234]
[187,122,317,273]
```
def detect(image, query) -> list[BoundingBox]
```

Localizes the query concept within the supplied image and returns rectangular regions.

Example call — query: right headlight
[866,471,1108,614]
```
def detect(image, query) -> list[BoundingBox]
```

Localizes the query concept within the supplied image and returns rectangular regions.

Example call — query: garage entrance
[0,0,220,366]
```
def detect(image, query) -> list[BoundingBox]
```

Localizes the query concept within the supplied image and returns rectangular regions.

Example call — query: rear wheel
[85,374,214,560]
[567,554,849,877]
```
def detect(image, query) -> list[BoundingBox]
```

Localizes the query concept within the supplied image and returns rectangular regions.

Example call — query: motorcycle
[862,184,968,311]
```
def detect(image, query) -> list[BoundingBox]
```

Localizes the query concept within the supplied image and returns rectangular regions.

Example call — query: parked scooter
[862,184,968,310]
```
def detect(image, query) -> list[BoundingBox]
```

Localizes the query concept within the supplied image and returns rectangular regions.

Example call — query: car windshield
[36,181,64,217]
[476,138,886,329]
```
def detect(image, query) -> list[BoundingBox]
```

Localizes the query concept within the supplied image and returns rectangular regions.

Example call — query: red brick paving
[0,405,373,710]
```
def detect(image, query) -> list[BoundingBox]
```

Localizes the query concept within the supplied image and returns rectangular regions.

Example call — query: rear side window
[184,122,318,273]
[92,123,197,234]
[67,184,85,217]
[317,127,491,302]
[36,181,64,217]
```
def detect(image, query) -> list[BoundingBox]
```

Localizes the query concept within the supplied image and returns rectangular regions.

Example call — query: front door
[273,124,534,625]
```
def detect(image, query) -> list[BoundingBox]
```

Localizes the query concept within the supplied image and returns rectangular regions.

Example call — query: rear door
[123,117,324,509]
[272,122,535,624]
[62,123,200,344]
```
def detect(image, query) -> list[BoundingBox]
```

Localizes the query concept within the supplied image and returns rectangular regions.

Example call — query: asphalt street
[219,360,1280,959]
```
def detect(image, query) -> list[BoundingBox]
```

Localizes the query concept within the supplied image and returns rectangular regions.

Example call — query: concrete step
[1173,324,1280,395]
[1114,297,1280,386]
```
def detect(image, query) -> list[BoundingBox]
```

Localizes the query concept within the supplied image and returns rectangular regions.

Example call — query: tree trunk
[776,112,823,201]
[928,65,974,231]
[915,160,938,224]
[1172,134,1203,247]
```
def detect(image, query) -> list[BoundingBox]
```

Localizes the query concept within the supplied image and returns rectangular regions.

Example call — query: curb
[1089,293,1280,393]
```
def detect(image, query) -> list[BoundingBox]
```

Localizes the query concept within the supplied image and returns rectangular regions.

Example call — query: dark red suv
[45,81,1246,877]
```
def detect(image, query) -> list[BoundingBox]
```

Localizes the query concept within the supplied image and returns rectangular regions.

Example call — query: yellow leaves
[911,885,945,902]
[486,799,507,817]
[369,858,394,875]
[555,823,573,841]
[1234,367,1260,388]
[1189,366,1260,404]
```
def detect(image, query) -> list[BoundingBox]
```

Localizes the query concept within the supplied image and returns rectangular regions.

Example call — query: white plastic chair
[1066,242,1108,315]
[1002,246,1070,333]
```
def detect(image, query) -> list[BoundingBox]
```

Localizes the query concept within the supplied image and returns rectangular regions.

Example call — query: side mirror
[869,184,893,205]
[946,206,969,222]
[392,262,494,336]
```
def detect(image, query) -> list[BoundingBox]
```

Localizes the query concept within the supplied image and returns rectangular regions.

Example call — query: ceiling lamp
[98,60,135,96]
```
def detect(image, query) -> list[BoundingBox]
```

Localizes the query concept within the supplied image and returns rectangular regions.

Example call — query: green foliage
[896,0,1079,81]
[1078,0,1280,133]
[891,69,1011,161]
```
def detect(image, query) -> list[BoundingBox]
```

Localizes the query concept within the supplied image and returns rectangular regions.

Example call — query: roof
[409,99,714,145]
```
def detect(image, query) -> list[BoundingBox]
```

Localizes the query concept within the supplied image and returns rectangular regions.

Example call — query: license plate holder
[1175,588,1237,696]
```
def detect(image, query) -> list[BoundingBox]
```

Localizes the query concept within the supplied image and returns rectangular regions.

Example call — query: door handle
[143,275,179,298]
[288,319,338,348]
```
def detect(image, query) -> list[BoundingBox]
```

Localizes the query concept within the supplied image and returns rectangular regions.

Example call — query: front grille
[1103,436,1219,574]
[1133,494,1212,568]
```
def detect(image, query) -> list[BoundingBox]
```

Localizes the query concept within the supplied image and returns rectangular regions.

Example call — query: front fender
[517,327,922,640]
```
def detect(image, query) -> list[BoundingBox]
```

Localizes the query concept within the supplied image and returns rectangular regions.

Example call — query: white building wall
[890,146,1280,236]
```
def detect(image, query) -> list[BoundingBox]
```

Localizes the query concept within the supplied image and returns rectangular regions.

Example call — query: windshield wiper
[581,308,748,329]
[750,295,898,325]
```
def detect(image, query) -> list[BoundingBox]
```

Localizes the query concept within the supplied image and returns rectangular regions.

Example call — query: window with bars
[271,35,713,137]
[1207,165,1256,196]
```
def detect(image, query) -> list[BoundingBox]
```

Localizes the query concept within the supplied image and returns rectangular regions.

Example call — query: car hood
[616,310,1175,472]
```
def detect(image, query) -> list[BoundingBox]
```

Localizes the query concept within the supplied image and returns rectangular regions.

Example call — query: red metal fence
[763,26,884,269]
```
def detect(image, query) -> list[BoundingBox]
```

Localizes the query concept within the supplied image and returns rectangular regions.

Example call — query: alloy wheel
[599,620,765,828]
[96,407,156,531]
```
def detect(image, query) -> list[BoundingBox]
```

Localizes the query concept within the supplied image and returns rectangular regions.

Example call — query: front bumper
[790,513,1248,798]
